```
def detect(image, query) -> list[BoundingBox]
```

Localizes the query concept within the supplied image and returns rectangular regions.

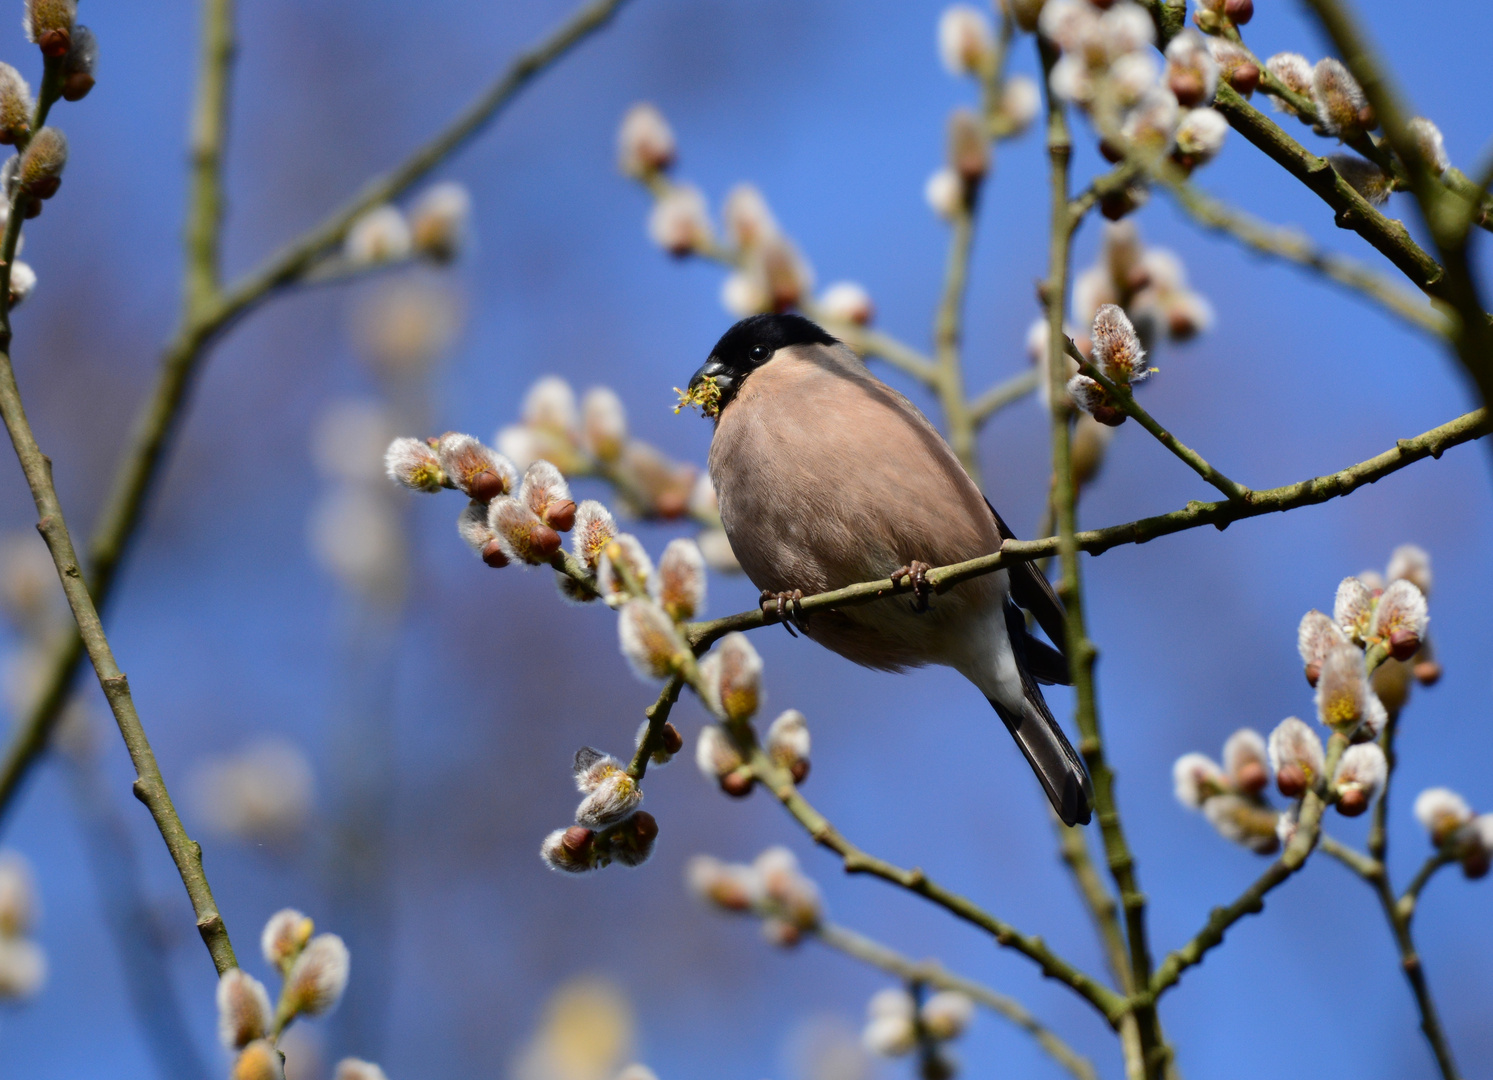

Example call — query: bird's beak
[689,357,737,399]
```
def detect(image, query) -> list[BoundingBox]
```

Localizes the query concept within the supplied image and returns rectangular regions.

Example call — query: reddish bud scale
[481,540,510,568]
[1413,660,1442,685]
[468,471,505,503]
[1277,763,1307,799]
[1464,850,1491,880]
[38,28,69,57]
[1169,71,1205,108]
[659,722,684,755]
[1388,628,1420,661]
[1230,63,1260,96]
[1222,0,1252,22]
[60,72,92,101]
[1337,789,1368,817]
[1235,761,1268,796]
[562,826,594,856]
[543,499,577,531]
[1305,661,1322,687]
[720,770,755,798]
[790,760,811,784]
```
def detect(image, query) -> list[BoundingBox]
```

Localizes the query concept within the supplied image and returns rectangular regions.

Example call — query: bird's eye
[748,344,771,363]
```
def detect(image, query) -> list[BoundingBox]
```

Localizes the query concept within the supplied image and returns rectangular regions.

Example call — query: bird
[688,312,1093,826]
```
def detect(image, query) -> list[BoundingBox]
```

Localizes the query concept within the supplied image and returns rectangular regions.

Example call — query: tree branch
[0,0,636,830]
[682,408,1487,649]
[813,921,1098,1080]
[745,748,1128,1023]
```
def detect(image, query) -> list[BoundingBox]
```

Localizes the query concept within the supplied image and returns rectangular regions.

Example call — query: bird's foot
[891,561,933,613]
[760,589,808,638]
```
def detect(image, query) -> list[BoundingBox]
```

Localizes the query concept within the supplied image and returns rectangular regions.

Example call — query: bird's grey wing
[985,497,1070,683]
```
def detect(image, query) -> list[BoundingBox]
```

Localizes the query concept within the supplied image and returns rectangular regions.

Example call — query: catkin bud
[607,810,659,867]
[8,261,36,307]
[938,5,996,78]
[997,75,1041,135]
[765,709,811,783]
[1315,643,1386,737]
[580,387,627,462]
[1332,743,1386,817]
[635,717,682,765]
[596,533,656,604]
[540,826,596,873]
[1414,788,1472,846]
[488,497,561,564]
[1333,576,1376,643]
[60,24,96,101]
[519,458,576,530]
[1330,154,1392,206]
[1298,609,1349,685]
[1090,303,1147,383]
[722,183,778,250]
[24,0,75,58]
[1370,579,1428,660]
[924,167,964,221]
[816,281,875,326]
[217,968,273,1049]
[571,500,618,569]
[408,181,470,262]
[863,989,917,1057]
[384,437,444,492]
[1164,31,1218,108]
[699,632,763,723]
[1203,794,1281,854]
[344,206,411,265]
[457,501,508,567]
[1386,544,1432,597]
[617,103,676,178]
[947,107,989,183]
[261,908,315,973]
[332,1060,388,1080]
[1406,119,1450,176]
[1263,52,1312,114]
[436,433,515,502]
[1311,58,1369,138]
[0,65,31,145]
[572,748,643,828]
[657,537,707,621]
[755,846,822,930]
[232,1040,285,1080]
[921,990,975,1040]
[1173,108,1228,168]
[1267,717,1324,797]
[0,853,36,938]
[282,934,350,1018]
[685,854,760,911]
[696,724,748,793]
[1173,753,1226,809]
[18,127,66,200]
[1222,728,1268,795]
[649,184,713,256]
[618,598,686,679]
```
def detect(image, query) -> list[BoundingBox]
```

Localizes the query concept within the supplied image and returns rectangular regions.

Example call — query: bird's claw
[760,589,808,638]
[892,561,933,613]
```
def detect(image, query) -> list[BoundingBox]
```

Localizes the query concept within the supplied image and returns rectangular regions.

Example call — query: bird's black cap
[689,314,838,415]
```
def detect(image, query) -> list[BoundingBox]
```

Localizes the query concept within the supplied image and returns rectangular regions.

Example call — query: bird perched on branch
[688,313,1092,826]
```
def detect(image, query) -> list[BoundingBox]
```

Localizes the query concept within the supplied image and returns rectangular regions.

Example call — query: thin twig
[1042,60,1167,1077]
[0,96,236,975]
[0,0,636,830]
[1158,177,1448,336]
[744,748,1127,1022]
[680,408,1487,650]
[1148,734,1349,1000]
[813,921,1098,1080]
[970,368,1041,423]
[1399,849,1457,922]
[1297,0,1493,416]
[1063,338,1251,502]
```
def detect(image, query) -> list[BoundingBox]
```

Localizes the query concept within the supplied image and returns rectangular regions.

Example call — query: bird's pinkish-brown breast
[707,343,1004,670]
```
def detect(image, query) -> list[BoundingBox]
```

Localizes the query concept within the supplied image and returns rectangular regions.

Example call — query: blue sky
[0,1,1488,1078]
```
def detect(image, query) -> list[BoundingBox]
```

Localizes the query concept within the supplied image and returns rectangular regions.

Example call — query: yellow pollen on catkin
[674,377,722,418]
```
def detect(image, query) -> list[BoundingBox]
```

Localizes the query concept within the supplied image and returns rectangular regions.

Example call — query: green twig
[970,368,1041,423]
[814,921,1098,1080]
[1063,338,1251,502]
[0,0,636,830]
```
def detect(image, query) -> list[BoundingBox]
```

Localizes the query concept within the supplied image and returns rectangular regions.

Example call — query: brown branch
[0,0,636,830]
[684,408,1487,649]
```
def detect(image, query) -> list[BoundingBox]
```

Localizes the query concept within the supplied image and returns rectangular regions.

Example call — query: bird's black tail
[988,688,1093,827]
[989,601,1093,826]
